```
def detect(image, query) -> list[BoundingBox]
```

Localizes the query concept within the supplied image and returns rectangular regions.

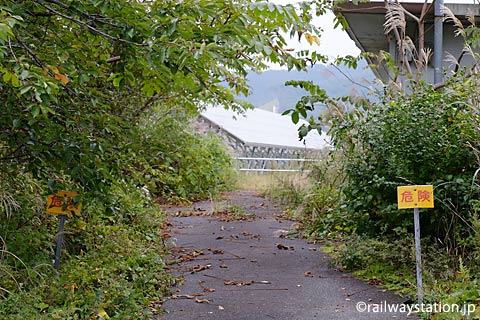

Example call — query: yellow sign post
[46,191,82,216]
[46,191,82,270]
[397,185,434,304]
[397,185,434,209]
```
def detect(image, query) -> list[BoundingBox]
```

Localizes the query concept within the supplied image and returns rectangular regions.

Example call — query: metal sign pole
[398,185,432,304]
[413,207,423,303]
[46,190,82,271]
[54,214,67,270]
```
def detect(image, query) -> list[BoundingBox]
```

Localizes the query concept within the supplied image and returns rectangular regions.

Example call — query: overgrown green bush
[0,107,235,318]
[328,79,480,243]
[0,181,176,319]
[129,108,236,201]
[264,175,306,211]
[288,153,343,237]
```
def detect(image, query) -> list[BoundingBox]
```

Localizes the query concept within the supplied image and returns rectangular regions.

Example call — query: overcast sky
[271,0,478,62]
[270,0,360,60]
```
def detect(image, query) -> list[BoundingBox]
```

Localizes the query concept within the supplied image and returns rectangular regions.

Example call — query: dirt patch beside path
[159,190,416,320]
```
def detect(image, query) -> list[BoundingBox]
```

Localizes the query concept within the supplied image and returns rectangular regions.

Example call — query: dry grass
[236,172,310,194]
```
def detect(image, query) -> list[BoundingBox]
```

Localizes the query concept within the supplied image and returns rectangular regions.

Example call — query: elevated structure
[335,1,480,83]
[197,107,330,172]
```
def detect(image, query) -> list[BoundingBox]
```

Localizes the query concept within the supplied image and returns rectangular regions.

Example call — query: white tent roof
[201,107,330,150]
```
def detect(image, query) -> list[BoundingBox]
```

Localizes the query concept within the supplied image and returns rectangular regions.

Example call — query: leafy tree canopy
[0,0,325,192]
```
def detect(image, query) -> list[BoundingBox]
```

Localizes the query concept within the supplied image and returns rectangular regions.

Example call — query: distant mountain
[242,59,377,116]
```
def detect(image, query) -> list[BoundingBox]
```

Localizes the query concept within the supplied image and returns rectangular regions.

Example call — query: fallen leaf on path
[219,264,228,268]
[195,298,210,304]
[276,243,293,250]
[224,280,253,286]
[304,271,314,277]
[192,250,204,257]
[203,287,216,293]
[190,264,211,273]
[208,248,224,254]
[241,231,261,239]
[308,247,317,251]
[218,305,225,310]
[172,294,195,299]
[175,211,194,217]
[176,250,204,263]
[171,247,187,254]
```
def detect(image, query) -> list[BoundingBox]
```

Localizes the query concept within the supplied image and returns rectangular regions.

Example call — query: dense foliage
[286,70,480,242]
[0,0,325,318]
[129,108,236,201]
[0,0,321,194]
[0,181,176,319]
[283,8,480,246]
[330,80,480,242]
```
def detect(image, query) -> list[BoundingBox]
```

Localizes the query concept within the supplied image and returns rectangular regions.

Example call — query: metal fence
[234,157,319,173]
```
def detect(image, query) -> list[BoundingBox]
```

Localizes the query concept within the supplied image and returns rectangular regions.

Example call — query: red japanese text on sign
[397,185,434,209]
[46,191,82,216]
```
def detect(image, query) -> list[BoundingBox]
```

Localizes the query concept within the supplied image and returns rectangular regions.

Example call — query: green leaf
[291,111,299,124]
[298,124,309,139]
[127,28,135,38]
[19,85,32,95]
[35,302,49,311]
[2,71,11,83]
[112,75,124,88]
[31,106,40,117]
[0,23,12,41]
[10,73,20,87]
[34,90,42,102]
[299,108,307,118]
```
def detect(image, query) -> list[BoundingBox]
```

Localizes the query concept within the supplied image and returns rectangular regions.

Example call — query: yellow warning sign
[397,185,434,209]
[46,191,82,216]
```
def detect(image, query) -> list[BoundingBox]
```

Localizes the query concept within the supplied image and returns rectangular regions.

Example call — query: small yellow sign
[46,191,82,216]
[397,185,434,209]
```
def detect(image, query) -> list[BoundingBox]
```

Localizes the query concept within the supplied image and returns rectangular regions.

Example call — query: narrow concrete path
[160,191,416,320]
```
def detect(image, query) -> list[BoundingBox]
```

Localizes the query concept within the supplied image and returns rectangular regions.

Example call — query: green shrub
[0,179,176,319]
[122,108,236,202]
[329,80,480,242]
[0,106,235,319]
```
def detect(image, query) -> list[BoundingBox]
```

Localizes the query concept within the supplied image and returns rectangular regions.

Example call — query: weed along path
[159,191,417,320]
